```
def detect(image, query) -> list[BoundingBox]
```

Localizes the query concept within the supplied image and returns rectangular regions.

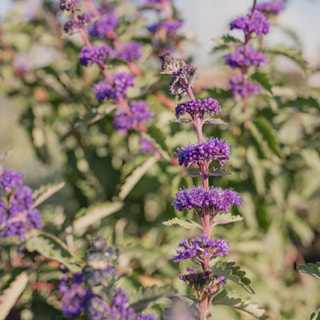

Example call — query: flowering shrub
[1,0,320,320]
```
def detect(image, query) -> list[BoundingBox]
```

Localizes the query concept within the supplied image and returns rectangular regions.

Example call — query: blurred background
[0,0,320,319]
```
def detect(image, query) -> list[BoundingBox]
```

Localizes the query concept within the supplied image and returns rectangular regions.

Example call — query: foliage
[0,0,320,319]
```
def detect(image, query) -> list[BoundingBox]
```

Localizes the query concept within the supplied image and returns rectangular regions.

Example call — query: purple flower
[83,266,119,287]
[93,73,135,102]
[113,41,142,61]
[59,272,94,318]
[174,234,229,263]
[0,186,42,241]
[175,137,230,168]
[229,74,261,99]
[79,45,111,66]
[137,313,159,320]
[0,168,23,191]
[148,20,183,34]
[139,138,160,157]
[225,47,268,70]
[256,1,285,15]
[88,13,119,38]
[113,101,154,134]
[64,14,90,33]
[87,297,110,320]
[171,186,242,215]
[169,65,198,100]
[60,0,80,11]
[108,288,135,319]
[230,11,270,36]
[142,0,172,10]
[175,98,221,120]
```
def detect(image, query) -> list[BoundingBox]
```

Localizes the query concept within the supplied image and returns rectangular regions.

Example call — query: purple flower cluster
[225,47,268,70]
[139,138,160,157]
[148,20,183,34]
[175,138,230,168]
[229,74,261,99]
[0,168,23,191]
[64,14,91,33]
[60,0,80,11]
[174,234,229,263]
[230,11,270,36]
[0,168,42,241]
[169,65,198,100]
[172,186,242,215]
[175,98,221,120]
[113,101,154,134]
[59,272,94,318]
[143,0,173,9]
[94,73,135,102]
[113,41,142,62]
[86,296,110,320]
[88,13,119,38]
[79,45,111,66]
[256,1,285,15]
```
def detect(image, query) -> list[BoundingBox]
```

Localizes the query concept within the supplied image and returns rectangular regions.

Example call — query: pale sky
[1,0,319,68]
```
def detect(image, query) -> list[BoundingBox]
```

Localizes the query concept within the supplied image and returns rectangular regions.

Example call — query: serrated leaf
[119,157,158,201]
[310,309,320,320]
[129,285,176,312]
[266,44,311,75]
[213,289,268,319]
[212,35,242,46]
[251,72,272,94]
[211,261,254,294]
[203,118,227,126]
[186,167,233,177]
[250,118,282,159]
[170,118,192,124]
[33,182,65,208]
[297,263,320,280]
[73,201,123,235]
[212,213,243,227]
[24,231,80,272]
[109,57,128,65]
[0,271,29,320]
[142,126,171,161]
[74,105,117,129]
[163,218,201,230]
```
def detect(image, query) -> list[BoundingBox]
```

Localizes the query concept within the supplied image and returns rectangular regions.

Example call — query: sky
[1,0,320,69]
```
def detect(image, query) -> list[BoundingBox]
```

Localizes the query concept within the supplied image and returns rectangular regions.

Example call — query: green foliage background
[0,0,320,319]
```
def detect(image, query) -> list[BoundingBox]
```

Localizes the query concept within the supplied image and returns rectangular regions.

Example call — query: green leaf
[250,118,282,159]
[211,261,255,294]
[0,271,30,320]
[109,57,128,65]
[212,213,243,227]
[281,97,320,111]
[310,309,320,320]
[119,156,158,201]
[33,182,65,208]
[73,201,124,235]
[129,285,176,312]
[297,263,320,280]
[212,35,242,46]
[142,126,171,161]
[24,231,80,272]
[266,44,311,75]
[186,167,232,177]
[163,218,201,230]
[213,289,268,319]
[251,72,272,94]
